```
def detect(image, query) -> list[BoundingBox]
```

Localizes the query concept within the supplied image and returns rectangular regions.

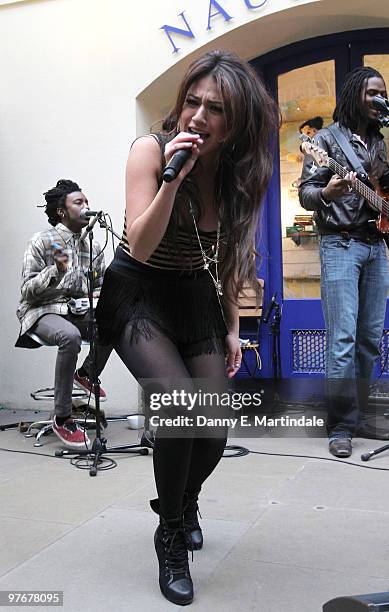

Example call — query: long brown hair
[162,50,279,301]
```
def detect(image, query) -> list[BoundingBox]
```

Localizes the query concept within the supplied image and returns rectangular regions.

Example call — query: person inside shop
[299,115,324,138]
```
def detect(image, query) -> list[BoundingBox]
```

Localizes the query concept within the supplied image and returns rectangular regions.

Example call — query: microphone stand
[270,301,282,381]
[262,295,282,381]
[96,215,121,241]
[55,214,149,476]
[262,296,282,407]
[96,215,153,442]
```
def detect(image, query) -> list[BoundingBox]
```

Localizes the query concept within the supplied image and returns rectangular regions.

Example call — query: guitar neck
[328,158,387,215]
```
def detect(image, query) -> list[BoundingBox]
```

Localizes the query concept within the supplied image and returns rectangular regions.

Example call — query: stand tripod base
[55,436,149,476]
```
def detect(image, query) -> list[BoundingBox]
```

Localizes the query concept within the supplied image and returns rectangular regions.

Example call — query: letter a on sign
[207,0,233,30]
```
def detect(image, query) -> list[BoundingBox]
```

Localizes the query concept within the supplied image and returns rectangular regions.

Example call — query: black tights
[115,322,228,519]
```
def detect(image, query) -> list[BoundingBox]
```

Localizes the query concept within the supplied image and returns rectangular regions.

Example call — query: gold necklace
[189,201,223,296]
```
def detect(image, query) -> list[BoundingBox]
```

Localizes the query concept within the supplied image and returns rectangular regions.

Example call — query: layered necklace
[189,200,223,296]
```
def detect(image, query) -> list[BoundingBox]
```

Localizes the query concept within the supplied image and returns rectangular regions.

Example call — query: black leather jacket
[298,122,389,234]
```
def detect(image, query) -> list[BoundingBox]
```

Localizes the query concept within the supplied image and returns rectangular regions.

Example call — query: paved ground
[1,406,389,612]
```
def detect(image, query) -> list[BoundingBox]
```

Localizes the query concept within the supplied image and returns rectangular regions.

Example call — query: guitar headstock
[298,134,329,168]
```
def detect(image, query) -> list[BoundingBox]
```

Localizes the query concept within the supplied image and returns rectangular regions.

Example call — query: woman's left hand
[225,333,242,379]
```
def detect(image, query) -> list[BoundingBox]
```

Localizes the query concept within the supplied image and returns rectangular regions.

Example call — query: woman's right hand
[164,132,203,182]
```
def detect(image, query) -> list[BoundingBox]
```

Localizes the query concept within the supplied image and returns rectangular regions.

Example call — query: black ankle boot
[150,499,194,606]
[183,492,203,551]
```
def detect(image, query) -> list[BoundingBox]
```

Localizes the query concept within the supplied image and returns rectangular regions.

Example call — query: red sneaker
[53,416,91,449]
[74,370,107,401]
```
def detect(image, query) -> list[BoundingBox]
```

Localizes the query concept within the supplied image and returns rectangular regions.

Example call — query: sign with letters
[160,0,276,53]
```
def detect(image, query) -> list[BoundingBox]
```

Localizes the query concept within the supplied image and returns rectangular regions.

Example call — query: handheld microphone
[262,293,277,324]
[372,95,389,114]
[80,210,103,219]
[80,210,103,240]
[162,148,192,183]
[361,450,374,461]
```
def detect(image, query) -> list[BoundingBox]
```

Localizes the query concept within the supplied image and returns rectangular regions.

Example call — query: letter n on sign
[160,11,195,53]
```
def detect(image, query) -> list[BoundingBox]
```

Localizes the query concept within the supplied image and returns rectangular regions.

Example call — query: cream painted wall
[137,0,389,131]
[1,0,389,413]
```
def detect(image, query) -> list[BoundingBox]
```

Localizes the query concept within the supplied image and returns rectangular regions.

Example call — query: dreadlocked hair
[333,66,384,134]
[160,50,280,302]
[42,179,81,226]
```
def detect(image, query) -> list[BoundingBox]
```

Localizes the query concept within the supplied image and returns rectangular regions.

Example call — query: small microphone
[361,451,374,462]
[162,149,192,183]
[262,293,277,324]
[80,210,103,240]
[80,210,102,219]
[372,96,389,127]
[372,96,389,114]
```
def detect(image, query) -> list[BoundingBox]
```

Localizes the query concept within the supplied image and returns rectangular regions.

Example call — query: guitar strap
[327,125,389,247]
[326,124,368,181]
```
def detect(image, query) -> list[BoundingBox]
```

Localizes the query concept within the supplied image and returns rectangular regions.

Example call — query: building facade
[2,0,389,408]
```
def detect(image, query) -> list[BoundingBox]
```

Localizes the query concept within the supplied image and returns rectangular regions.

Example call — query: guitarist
[299,66,389,458]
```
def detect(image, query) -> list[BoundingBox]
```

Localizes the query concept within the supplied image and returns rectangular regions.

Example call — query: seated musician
[15,179,112,449]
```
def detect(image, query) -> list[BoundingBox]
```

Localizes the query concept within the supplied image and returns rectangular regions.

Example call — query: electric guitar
[300,138,389,234]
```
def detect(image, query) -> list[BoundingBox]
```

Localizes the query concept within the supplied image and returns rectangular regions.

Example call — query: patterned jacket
[16,223,105,347]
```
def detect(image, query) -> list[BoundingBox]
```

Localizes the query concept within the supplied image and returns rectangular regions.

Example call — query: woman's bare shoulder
[127,134,163,176]
[130,134,162,153]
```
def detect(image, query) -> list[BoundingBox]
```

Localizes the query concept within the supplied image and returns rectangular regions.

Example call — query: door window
[278,60,336,299]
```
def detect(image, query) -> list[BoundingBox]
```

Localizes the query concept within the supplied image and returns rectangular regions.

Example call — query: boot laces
[162,526,191,575]
[184,499,201,529]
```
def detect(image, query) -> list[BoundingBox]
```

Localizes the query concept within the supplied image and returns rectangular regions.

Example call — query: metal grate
[292,330,326,373]
[292,329,389,374]
[379,329,389,374]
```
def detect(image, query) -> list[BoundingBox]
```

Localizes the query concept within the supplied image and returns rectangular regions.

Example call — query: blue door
[244,29,389,382]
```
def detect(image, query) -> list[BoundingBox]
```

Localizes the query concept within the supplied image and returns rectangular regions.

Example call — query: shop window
[278,60,336,299]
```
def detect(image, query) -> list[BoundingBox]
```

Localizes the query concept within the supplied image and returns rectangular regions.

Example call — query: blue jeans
[320,235,389,437]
